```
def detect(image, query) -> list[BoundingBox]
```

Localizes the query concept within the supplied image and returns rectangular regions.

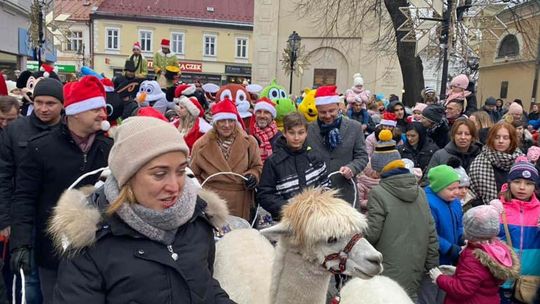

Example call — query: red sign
[179,62,202,73]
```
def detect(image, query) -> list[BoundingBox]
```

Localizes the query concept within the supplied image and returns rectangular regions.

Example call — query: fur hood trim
[473,243,520,281]
[48,186,229,253]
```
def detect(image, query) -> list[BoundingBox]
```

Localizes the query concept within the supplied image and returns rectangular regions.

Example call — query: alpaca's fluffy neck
[270,242,331,304]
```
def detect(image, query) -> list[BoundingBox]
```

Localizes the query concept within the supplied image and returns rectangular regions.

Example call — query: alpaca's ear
[260,222,290,242]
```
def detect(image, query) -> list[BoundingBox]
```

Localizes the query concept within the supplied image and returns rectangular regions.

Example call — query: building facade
[478,1,540,110]
[252,0,403,96]
[1,0,56,80]
[49,0,103,81]
[90,0,253,84]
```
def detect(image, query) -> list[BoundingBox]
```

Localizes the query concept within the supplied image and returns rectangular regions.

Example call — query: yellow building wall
[478,62,537,110]
[477,10,540,110]
[92,18,252,78]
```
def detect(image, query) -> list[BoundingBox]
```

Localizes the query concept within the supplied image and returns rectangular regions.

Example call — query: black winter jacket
[10,123,112,268]
[425,141,483,174]
[0,113,59,230]
[256,136,330,220]
[426,121,451,149]
[398,137,439,174]
[53,187,233,304]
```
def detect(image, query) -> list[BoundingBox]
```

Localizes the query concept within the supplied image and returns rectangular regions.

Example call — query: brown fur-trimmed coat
[191,128,262,220]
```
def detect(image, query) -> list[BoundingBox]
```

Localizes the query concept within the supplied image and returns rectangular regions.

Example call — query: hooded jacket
[398,125,439,173]
[436,241,520,304]
[256,136,330,220]
[424,186,464,266]
[365,170,439,298]
[49,186,233,304]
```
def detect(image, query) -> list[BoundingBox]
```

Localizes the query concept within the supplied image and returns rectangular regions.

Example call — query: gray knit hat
[109,116,189,187]
[33,78,64,103]
[463,205,500,241]
[371,129,401,173]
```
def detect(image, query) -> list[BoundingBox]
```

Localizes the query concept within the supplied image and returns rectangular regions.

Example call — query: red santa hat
[100,78,115,92]
[253,97,276,119]
[63,76,106,116]
[161,39,170,48]
[315,85,340,106]
[380,112,398,127]
[137,107,168,122]
[133,42,141,50]
[211,98,240,122]
[178,96,204,118]
[40,64,55,78]
[174,83,196,97]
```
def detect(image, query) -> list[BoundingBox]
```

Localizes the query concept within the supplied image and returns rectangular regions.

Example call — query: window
[139,30,152,52]
[171,32,184,54]
[66,31,83,52]
[235,38,248,58]
[204,34,217,56]
[497,34,519,58]
[106,28,119,50]
[500,81,509,99]
[313,69,337,88]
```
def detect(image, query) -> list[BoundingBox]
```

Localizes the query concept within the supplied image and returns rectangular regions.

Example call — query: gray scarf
[104,176,198,245]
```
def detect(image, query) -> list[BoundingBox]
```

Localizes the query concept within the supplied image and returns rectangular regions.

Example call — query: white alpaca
[214,188,384,304]
[339,276,414,304]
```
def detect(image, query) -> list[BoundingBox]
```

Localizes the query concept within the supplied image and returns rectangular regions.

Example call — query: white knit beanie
[109,116,189,187]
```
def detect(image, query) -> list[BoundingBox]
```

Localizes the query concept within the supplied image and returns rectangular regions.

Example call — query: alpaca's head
[261,188,383,279]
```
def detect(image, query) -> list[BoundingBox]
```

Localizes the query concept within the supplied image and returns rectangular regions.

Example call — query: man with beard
[306,85,369,205]
[9,76,112,303]
[249,97,281,163]
[0,78,64,303]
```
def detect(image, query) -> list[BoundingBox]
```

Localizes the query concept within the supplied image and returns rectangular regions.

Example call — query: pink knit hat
[450,74,469,90]
[412,103,428,113]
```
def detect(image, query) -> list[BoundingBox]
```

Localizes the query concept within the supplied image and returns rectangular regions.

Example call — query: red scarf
[253,121,278,162]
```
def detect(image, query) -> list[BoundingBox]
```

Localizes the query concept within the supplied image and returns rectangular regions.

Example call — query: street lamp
[287,31,301,94]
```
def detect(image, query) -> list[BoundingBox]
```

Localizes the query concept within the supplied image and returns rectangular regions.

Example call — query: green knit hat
[428,165,460,193]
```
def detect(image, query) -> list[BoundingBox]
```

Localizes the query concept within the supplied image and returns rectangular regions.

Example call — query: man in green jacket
[365,129,439,301]
[153,39,178,89]
[126,42,148,79]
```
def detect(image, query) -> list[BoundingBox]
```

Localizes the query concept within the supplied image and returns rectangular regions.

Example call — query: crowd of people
[0,60,539,304]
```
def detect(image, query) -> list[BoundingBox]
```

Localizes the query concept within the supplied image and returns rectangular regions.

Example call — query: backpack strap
[502,210,513,248]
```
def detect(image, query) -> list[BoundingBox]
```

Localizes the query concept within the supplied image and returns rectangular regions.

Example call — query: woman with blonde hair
[175,95,212,150]
[470,111,494,144]
[49,116,233,303]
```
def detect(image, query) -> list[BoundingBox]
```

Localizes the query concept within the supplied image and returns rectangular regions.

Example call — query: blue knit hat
[508,159,539,182]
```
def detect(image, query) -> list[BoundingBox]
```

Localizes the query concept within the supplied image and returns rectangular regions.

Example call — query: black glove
[244,174,257,190]
[10,247,31,275]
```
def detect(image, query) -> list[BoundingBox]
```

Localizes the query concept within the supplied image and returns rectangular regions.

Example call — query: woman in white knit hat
[49,116,233,303]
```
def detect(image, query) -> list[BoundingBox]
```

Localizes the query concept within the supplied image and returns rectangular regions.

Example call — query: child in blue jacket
[425,165,465,266]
